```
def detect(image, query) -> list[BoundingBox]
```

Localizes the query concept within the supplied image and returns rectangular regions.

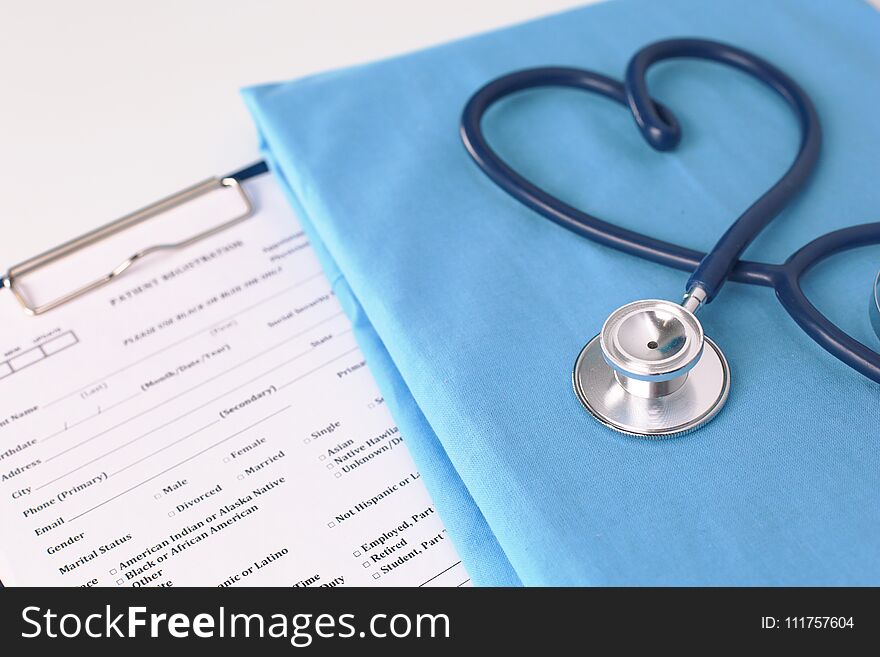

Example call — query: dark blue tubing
[460,38,880,383]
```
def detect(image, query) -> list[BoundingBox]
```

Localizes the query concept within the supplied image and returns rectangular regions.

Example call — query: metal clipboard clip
[2,176,254,316]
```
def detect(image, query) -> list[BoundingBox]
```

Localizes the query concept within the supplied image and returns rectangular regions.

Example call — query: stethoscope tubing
[625,39,821,302]
[775,224,880,383]
[460,38,880,384]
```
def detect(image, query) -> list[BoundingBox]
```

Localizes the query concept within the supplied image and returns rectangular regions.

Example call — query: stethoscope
[461,38,880,437]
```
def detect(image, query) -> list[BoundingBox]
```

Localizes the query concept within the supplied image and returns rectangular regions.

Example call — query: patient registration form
[0,173,468,587]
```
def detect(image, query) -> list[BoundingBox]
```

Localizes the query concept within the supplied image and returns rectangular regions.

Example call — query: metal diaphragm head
[573,299,730,437]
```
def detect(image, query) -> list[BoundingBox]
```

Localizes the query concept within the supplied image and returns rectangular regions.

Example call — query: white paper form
[0,173,469,588]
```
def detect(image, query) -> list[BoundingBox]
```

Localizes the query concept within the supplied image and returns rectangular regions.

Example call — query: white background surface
[0,0,589,268]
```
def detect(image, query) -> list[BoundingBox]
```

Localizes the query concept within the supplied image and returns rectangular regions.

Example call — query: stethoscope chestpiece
[573,299,730,438]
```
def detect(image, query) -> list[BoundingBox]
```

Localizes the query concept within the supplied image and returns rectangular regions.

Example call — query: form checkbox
[362,561,371,569]
[110,568,117,575]
[326,463,334,470]
[327,521,336,528]
[168,511,175,517]
[237,474,244,480]
[40,331,77,355]
[116,579,124,585]
[154,493,161,499]
[318,454,326,461]
[372,573,380,580]
[334,472,341,479]
[9,347,43,371]
[303,438,311,444]
[223,457,230,463]
[353,550,361,557]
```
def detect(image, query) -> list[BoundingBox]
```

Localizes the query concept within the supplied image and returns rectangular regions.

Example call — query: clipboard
[0,159,472,589]
[1,161,269,316]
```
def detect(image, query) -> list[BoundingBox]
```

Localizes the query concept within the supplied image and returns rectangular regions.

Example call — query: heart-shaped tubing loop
[459,50,801,291]
[460,66,719,277]
[625,38,821,302]
[460,39,880,383]
[774,223,880,383]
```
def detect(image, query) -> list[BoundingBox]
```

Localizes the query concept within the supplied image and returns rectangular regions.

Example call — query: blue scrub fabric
[243,0,880,585]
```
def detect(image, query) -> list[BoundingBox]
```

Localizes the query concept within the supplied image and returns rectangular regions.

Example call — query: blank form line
[277,342,358,390]
[67,406,291,523]
[40,391,144,445]
[418,561,462,587]
[42,312,345,462]
[109,420,221,479]
[38,415,97,443]
[101,391,144,414]
[43,271,325,408]
[36,417,221,491]
[39,335,356,488]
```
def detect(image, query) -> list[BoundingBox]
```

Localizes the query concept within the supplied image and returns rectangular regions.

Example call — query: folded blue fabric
[243,0,880,585]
